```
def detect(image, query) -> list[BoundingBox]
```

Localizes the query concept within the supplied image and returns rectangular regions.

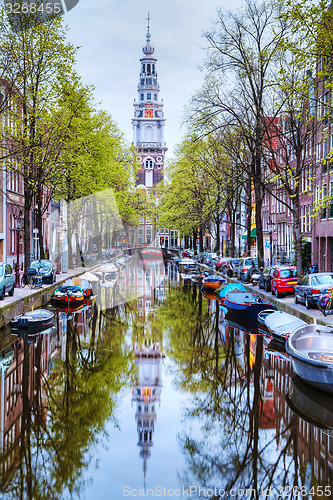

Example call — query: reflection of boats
[202,275,226,290]
[53,285,84,303]
[53,298,92,314]
[201,288,218,301]
[286,376,333,435]
[10,309,54,332]
[14,326,54,342]
[224,291,273,319]
[264,337,290,361]
[63,277,92,298]
[286,323,333,394]
[217,282,246,305]
[162,246,180,259]
[265,310,307,342]
[224,310,259,334]
[140,248,163,259]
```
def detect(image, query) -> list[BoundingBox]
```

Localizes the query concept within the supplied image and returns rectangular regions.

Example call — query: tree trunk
[293,199,303,279]
[192,228,198,255]
[199,227,204,252]
[23,183,32,270]
[215,218,220,255]
[36,201,45,260]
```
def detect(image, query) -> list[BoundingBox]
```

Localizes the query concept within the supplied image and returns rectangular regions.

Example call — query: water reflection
[0,259,331,498]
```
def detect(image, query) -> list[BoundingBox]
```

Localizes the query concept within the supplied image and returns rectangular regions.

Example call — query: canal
[0,256,332,499]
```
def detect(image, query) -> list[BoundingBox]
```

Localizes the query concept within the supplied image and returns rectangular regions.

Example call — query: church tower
[132,15,167,189]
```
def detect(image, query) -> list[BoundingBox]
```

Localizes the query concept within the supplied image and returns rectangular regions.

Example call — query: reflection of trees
[3,302,135,500]
[175,323,300,497]
[153,284,301,496]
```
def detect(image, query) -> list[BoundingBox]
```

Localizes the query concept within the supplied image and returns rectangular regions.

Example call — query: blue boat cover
[218,282,246,298]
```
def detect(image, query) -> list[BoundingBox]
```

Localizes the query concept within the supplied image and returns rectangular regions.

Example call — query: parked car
[204,253,218,267]
[294,272,333,309]
[183,249,194,258]
[29,259,56,284]
[258,265,278,292]
[0,263,15,299]
[237,257,258,281]
[197,252,209,264]
[216,257,230,273]
[226,258,241,277]
[271,266,297,298]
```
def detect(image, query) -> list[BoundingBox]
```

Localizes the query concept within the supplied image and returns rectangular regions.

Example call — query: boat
[10,309,54,332]
[286,323,333,394]
[217,282,246,305]
[264,337,290,361]
[53,284,85,303]
[62,277,92,298]
[202,275,226,290]
[201,288,218,301]
[224,291,274,319]
[265,310,307,342]
[257,308,276,326]
[286,376,333,435]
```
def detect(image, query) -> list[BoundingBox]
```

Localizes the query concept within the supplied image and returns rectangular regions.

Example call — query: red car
[271,266,298,298]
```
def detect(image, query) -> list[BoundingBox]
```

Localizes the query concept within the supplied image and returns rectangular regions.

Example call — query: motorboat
[217,282,246,305]
[264,310,307,342]
[224,291,273,319]
[10,309,54,332]
[257,308,276,326]
[286,376,333,434]
[62,277,92,298]
[201,275,226,290]
[286,323,333,394]
[53,285,84,303]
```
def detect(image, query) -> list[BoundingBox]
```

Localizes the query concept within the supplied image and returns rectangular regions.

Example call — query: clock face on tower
[144,108,154,118]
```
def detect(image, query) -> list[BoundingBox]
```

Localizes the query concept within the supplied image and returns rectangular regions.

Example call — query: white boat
[286,324,333,394]
[264,310,307,342]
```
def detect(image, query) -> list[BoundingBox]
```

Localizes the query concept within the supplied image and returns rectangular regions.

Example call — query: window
[317,143,321,160]
[324,91,329,127]
[322,183,327,219]
[154,94,157,100]
[147,93,151,100]
[330,182,333,218]
[140,93,144,100]
[145,159,153,169]
[147,64,151,75]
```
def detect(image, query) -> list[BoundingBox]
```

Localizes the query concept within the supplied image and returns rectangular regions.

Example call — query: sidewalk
[0,265,95,328]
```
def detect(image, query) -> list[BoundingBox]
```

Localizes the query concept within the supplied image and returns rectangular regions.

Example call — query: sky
[63,0,243,159]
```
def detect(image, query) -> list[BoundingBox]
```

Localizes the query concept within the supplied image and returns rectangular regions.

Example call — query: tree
[190,0,287,268]
[0,13,77,268]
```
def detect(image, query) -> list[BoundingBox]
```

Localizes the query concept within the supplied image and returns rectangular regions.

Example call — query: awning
[242,228,256,240]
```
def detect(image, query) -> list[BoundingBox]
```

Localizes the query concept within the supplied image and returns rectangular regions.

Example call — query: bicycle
[318,288,333,316]
[21,269,43,289]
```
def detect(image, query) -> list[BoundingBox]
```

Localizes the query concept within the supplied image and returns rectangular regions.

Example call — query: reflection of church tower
[132,341,163,484]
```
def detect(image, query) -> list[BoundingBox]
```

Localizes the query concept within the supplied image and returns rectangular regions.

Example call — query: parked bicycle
[21,268,43,289]
[318,288,333,316]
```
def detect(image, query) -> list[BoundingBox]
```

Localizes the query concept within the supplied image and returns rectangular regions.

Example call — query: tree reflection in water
[158,284,301,499]
[0,297,136,500]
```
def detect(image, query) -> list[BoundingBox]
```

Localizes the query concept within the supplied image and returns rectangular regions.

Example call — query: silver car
[294,272,333,309]
[0,263,15,299]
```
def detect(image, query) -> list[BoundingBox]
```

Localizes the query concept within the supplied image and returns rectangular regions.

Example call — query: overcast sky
[64,0,243,159]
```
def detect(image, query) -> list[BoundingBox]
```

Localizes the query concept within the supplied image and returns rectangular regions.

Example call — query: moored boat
[10,309,54,332]
[202,275,226,290]
[265,310,307,342]
[286,323,333,394]
[217,282,246,305]
[53,285,84,303]
[224,291,273,319]
[63,277,92,298]
[257,308,276,326]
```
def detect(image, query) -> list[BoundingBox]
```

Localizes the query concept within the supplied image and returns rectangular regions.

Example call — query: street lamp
[14,214,23,288]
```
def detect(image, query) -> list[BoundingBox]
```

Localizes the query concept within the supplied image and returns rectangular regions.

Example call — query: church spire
[143,12,154,56]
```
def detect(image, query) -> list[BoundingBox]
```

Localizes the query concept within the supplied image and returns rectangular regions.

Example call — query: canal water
[0,256,332,499]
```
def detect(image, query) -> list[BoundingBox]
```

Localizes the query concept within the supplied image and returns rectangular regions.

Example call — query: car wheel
[277,290,283,298]
[8,286,14,296]
[305,296,312,309]
[0,287,5,300]
[294,293,298,304]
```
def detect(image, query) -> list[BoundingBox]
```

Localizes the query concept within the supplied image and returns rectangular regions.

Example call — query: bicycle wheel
[323,299,333,316]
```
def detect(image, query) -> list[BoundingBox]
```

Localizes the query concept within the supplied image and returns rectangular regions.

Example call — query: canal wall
[198,264,333,328]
